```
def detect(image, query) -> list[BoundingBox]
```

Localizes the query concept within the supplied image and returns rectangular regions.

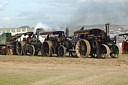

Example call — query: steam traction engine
[74,24,121,58]
[41,31,74,57]
[15,32,42,56]
[23,32,42,56]
[0,33,16,55]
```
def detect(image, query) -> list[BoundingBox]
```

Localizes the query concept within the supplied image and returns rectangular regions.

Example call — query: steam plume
[33,22,51,34]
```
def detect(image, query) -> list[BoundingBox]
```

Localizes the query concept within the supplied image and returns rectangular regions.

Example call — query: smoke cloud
[33,22,61,34]
[66,1,128,27]
[33,22,51,34]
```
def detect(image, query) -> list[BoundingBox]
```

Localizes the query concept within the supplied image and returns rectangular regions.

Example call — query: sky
[0,0,128,28]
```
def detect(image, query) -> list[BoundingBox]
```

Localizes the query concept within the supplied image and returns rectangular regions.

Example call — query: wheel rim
[97,44,110,59]
[122,41,128,54]
[29,45,35,56]
[16,42,22,55]
[23,45,27,55]
[58,45,66,57]
[41,41,52,56]
[75,39,91,58]
[110,44,121,58]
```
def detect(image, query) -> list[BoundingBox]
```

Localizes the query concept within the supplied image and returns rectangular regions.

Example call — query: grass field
[0,54,127,85]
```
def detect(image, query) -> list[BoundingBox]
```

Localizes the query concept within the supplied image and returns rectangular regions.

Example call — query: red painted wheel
[122,41,128,54]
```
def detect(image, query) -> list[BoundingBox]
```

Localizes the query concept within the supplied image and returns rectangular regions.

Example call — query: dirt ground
[0,55,128,85]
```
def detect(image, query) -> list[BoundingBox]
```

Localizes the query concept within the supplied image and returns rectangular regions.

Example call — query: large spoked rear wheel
[29,45,35,56]
[16,42,22,55]
[97,44,110,59]
[110,44,121,58]
[58,45,66,57]
[75,39,91,58]
[41,41,52,56]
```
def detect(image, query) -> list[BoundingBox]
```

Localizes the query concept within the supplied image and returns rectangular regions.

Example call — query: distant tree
[19,26,30,28]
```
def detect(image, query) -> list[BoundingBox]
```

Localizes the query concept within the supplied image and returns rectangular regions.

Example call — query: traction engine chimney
[105,23,109,36]
[66,27,69,37]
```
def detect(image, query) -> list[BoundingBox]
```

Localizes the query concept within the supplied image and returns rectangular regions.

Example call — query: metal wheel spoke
[75,39,91,58]
[97,44,110,59]
[41,41,52,56]
[58,45,66,57]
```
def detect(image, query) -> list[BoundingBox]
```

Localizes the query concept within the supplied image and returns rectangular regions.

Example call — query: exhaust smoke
[66,1,128,27]
[33,22,52,34]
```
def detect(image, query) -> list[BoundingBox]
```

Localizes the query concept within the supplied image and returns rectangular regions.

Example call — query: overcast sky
[0,0,128,28]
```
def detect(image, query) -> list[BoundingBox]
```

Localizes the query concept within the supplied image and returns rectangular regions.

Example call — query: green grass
[121,54,128,57]
[0,69,53,85]
[0,71,41,85]
[0,73,29,85]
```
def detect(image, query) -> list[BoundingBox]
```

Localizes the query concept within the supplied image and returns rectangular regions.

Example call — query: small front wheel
[58,45,66,57]
[16,42,22,55]
[110,44,121,58]
[29,45,35,56]
[96,44,110,59]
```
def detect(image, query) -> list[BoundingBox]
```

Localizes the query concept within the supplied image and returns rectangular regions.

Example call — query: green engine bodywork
[0,33,11,45]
